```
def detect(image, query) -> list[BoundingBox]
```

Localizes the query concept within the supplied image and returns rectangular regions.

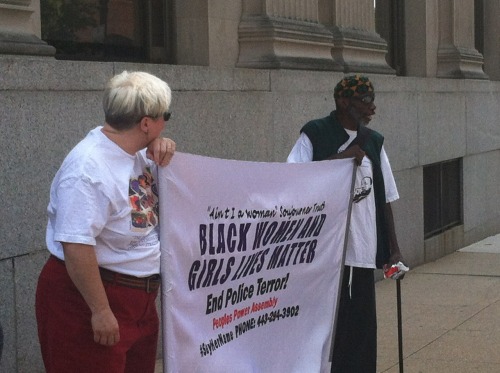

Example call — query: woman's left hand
[147,137,176,166]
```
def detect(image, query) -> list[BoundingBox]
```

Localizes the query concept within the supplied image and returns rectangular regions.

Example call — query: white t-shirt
[46,127,161,276]
[288,131,399,268]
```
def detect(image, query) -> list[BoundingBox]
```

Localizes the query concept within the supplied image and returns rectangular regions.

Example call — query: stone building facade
[1,0,499,371]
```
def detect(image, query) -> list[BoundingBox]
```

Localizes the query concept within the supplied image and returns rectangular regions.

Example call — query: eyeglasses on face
[352,95,375,104]
[144,112,172,122]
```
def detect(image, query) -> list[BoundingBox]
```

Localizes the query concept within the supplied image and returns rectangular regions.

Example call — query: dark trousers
[331,266,377,373]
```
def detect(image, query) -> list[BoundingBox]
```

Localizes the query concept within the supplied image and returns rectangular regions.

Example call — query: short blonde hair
[103,71,172,130]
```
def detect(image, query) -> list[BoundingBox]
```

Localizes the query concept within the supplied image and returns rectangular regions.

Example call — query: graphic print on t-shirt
[353,176,372,203]
[129,167,159,231]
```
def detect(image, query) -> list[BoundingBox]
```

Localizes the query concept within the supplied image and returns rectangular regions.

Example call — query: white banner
[159,153,354,373]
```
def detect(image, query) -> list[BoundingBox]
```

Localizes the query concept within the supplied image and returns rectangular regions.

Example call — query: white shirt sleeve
[287,132,313,163]
[52,176,108,246]
[381,146,399,202]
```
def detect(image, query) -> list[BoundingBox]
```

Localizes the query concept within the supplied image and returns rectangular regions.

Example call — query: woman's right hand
[91,307,120,346]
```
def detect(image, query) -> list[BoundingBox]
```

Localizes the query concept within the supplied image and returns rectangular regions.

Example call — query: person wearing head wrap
[288,75,406,373]
[334,74,375,99]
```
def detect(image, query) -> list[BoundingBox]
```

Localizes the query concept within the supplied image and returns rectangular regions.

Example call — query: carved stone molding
[0,30,55,56]
[0,1,55,56]
[237,15,338,70]
[437,45,488,79]
[1,0,31,6]
[330,26,395,74]
[436,0,487,79]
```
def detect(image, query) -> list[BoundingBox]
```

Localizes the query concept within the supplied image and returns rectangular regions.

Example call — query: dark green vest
[301,111,390,268]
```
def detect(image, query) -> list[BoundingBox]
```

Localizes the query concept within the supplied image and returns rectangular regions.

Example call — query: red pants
[36,256,159,373]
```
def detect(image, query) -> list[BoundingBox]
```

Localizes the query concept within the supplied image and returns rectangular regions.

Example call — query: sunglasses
[144,112,172,122]
[352,95,375,104]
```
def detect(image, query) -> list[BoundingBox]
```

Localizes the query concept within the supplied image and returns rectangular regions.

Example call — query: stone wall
[0,57,499,371]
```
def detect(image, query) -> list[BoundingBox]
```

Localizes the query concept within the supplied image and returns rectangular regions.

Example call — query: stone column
[401,0,440,77]
[329,0,394,74]
[237,0,337,70]
[436,0,487,79]
[0,0,54,56]
[482,0,500,80]
[175,0,244,67]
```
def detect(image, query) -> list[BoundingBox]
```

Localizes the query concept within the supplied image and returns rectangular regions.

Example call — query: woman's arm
[62,242,120,346]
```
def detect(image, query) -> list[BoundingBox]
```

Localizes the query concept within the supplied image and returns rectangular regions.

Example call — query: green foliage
[41,0,100,41]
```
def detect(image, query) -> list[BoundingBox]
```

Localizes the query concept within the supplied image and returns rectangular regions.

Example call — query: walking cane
[396,278,404,373]
[386,262,408,372]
